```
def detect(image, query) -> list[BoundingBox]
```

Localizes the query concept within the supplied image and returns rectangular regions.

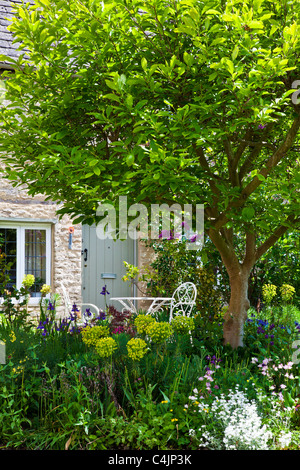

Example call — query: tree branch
[243,230,256,270]
[208,226,240,273]
[255,214,300,261]
[212,112,300,231]
[232,127,253,170]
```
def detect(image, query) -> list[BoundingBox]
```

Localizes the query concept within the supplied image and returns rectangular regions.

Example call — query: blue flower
[95,311,106,321]
[100,285,110,295]
[84,308,92,317]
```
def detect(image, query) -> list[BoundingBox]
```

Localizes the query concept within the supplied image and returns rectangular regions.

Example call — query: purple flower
[100,285,110,295]
[258,124,266,129]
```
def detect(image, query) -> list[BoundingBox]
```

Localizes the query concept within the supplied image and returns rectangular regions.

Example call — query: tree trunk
[223,268,251,348]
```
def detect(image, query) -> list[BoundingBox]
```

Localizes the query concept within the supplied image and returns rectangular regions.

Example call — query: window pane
[25,229,47,297]
[0,228,17,292]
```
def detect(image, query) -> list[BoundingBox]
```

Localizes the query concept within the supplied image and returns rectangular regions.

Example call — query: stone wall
[0,172,82,318]
[136,238,156,312]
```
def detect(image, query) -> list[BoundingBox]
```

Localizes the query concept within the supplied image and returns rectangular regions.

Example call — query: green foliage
[0,296,300,449]
[95,336,118,358]
[126,337,148,362]
[145,321,173,344]
[0,0,298,235]
[81,324,110,346]
[0,251,13,297]
[262,283,277,304]
[248,232,300,308]
[144,238,223,316]
[134,314,156,335]
[0,0,299,349]
[171,316,195,335]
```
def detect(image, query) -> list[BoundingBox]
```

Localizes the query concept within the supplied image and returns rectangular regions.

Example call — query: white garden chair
[168,282,197,345]
[168,282,197,321]
[59,282,100,325]
[146,281,197,320]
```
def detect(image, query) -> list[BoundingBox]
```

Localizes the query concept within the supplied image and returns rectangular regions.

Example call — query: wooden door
[81,224,136,312]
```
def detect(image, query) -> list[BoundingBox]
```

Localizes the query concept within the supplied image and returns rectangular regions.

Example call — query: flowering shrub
[95,337,117,358]
[251,357,297,405]
[22,274,35,289]
[81,325,110,347]
[134,314,156,335]
[171,315,195,335]
[262,283,277,304]
[127,337,148,361]
[280,284,296,303]
[40,284,51,296]
[188,386,272,450]
[194,266,222,317]
[145,321,173,344]
[197,355,222,396]
[107,305,133,336]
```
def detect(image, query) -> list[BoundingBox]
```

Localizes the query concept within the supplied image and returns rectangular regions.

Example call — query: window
[0,223,51,303]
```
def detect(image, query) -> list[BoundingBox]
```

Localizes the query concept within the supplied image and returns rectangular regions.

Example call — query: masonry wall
[0,172,82,318]
[136,238,156,312]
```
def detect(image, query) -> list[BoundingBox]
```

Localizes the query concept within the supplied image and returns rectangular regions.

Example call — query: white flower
[192,387,272,450]
[278,431,292,448]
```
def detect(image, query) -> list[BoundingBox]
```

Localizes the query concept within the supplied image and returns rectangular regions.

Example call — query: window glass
[25,229,47,297]
[0,228,17,290]
[0,225,51,300]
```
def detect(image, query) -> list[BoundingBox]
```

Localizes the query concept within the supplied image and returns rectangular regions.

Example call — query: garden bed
[0,300,300,451]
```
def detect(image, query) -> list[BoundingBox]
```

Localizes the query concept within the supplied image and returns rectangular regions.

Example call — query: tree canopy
[0,0,299,347]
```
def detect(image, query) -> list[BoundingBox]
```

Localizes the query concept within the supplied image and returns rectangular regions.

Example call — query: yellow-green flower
[40,284,51,295]
[81,325,110,347]
[171,315,195,334]
[9,331,16,343]
[280,284,295,303]
[146,321,173,344]
[95,337,117,358]
[262,283,277,304]
[134,314,156,335]
[22,274,35,288]
[127,337,148,361]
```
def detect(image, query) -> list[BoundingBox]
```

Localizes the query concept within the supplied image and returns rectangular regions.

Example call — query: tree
[0,0,299,348]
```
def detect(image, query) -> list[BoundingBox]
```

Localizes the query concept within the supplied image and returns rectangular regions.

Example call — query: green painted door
[81,224,136,312]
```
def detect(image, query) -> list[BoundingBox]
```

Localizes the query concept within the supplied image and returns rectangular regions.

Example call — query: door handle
[82,248,88,262]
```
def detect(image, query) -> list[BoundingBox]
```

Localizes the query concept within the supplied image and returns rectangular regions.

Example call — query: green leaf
[88,159,99,167]
[232,45,239,60]
[126,154,135,166]
[103,93,120,102]
[242,207,255,220]
[141,57,147,71]
[205,9,221,16]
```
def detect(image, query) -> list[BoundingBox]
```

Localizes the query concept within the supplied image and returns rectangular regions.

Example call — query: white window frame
[0,222,52,306]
